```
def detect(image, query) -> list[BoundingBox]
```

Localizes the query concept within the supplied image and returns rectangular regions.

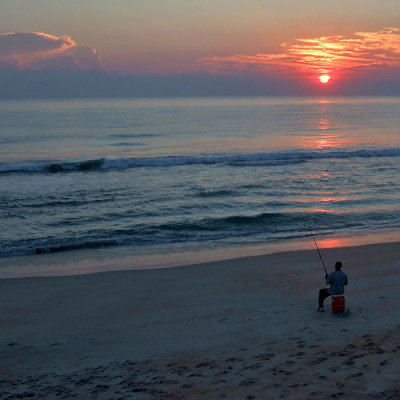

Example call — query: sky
[1,0,400,97]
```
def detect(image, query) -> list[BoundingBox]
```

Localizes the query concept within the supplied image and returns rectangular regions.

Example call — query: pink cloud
[199,28,400,77]
[0,32,103,71]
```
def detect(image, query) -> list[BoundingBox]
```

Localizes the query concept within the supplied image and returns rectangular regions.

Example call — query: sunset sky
[1,0,400,97]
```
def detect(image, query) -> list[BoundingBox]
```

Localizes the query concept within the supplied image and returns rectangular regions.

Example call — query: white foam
[1,148,400,174]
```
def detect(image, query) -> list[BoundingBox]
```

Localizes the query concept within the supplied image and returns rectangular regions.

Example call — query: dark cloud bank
[1,68,400,99]
[0,69,297,99]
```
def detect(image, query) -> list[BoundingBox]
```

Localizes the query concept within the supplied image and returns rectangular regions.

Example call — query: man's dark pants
[319,288,331,308]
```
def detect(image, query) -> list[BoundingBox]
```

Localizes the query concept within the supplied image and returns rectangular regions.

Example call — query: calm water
[1,97,400,261]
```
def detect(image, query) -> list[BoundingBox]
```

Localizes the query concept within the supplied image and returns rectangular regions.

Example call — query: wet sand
[1,241,400,399]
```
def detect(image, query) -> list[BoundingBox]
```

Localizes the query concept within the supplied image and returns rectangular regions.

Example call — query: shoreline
[1,227,400,279]
[1,240,400,398]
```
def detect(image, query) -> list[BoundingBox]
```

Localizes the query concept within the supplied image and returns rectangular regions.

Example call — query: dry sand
[1,241,400,399]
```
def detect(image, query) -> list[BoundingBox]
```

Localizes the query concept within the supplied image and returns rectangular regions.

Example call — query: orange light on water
[319,197,347,202]
[317,238,343,248]
[319,74,331,84]
[311,208,334,214]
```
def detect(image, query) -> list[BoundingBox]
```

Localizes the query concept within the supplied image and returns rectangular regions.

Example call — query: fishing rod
[310,230,328,276]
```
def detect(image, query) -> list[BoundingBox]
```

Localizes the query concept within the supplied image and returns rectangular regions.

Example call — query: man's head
[335,261,342,271]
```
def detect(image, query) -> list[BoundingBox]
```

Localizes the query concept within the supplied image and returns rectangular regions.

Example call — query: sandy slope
[1,241,400,399]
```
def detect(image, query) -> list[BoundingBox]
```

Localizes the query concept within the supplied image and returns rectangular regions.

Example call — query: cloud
[199,28,400,77]
[0,32,104,71]
[73,46,104,70]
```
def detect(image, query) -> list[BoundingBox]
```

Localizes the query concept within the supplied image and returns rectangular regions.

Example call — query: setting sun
[319,74,331,84]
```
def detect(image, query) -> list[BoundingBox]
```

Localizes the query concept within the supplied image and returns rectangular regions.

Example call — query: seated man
[317,261,348,311]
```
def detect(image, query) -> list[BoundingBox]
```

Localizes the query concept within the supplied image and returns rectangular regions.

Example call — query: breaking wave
[0,210,385,257]
[1,148,400,175]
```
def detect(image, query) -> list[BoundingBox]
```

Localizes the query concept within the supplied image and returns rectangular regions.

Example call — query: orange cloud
[0,32,103,71]
[199,27,400,77]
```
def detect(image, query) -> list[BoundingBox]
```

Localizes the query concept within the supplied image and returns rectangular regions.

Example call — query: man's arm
[325,273,331,284]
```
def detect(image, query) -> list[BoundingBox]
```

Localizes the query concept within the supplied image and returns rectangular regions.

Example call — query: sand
[1,241,400,399]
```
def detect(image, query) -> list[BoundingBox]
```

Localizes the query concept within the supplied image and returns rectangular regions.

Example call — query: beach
[1,241,400,399]
[2,0,400,395]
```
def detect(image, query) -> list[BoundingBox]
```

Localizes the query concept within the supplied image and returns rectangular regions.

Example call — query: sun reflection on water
[310,208,334,214]
[319,196,347,202]
[299,101,344,150]
[319,118,330,130]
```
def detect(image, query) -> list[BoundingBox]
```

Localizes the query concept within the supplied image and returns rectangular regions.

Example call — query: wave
[196,189,236,198]
[156,211,359,233]
[1,239,121,257]
[2,148,400,175]
[33,239,119,254]
[1,209,398,257]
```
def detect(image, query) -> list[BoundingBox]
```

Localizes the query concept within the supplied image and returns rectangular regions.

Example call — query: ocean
[1,97,400,272]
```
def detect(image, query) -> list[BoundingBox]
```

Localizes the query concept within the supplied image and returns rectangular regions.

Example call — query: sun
[319,74,331,84]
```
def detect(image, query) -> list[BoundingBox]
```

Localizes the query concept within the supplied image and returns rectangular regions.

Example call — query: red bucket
[332,295,345,314]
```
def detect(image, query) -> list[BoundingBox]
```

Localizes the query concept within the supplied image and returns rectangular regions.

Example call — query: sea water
[1,97,400,270]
